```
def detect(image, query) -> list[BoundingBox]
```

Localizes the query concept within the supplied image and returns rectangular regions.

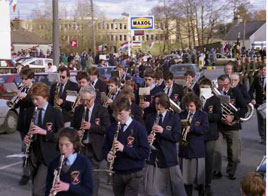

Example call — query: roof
[224,21,265,40]
[11,29,51,45]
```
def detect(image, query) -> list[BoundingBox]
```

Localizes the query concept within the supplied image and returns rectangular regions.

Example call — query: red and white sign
[70,40,78,48]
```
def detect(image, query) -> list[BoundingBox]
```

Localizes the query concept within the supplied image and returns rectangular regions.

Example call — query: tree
[252,10,266,21]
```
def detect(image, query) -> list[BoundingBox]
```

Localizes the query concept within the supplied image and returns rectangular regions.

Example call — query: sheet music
[4,83,18,93]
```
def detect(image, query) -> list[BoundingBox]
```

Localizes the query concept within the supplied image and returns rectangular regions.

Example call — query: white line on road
[0,161,22,170]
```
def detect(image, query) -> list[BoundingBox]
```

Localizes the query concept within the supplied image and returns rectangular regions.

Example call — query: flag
[70,40,78,48]
[132,41,142,48]
[120,41,131,50]
[96,45,103,52]
[146,40,155,49]
[10,0,17,12]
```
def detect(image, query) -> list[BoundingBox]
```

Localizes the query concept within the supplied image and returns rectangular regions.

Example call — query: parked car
[164,54,183,64]
[22,58,53,68]
[0,59,17,74]
[169,63,204,86]
[214,53,237,65]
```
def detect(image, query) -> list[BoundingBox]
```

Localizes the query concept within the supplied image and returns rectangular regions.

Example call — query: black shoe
[227,174,236,180]
[19,175,30,185]
[212,171,222,179]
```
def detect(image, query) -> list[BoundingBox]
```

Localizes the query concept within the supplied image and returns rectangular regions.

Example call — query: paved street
[0,67,265,196]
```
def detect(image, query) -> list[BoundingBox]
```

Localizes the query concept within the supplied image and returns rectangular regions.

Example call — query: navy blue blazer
[145,111,181,168]
[46,154,93,196]
[179,110,209,159]
[103,120,149,173]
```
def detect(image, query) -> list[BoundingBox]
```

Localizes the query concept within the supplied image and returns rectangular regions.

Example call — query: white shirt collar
[122,117,133,132]
[65,152,77,166]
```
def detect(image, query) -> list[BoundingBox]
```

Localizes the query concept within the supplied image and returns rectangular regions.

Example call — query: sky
[10,0,266,19]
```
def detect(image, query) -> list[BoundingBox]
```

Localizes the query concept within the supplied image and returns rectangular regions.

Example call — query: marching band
[10,62,265,196]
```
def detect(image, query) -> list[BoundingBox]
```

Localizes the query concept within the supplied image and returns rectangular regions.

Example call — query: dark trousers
[19,131,31,177]
[81,145,101,196]
[256,109,266,141]
[205,140,215,185]
[214,131,241,176]
[113,170,143,196]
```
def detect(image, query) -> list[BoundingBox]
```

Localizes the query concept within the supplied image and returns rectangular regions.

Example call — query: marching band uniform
[179,110,209,196]
[145,111,187,196]
[24,102,64,195]
[92,78,107,93]
[103,118,149,196]
[46,153,93,196]
[71,104,110,196]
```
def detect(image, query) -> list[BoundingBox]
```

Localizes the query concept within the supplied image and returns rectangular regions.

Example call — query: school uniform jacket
[49,80,79,122]
[94,79,107,93]
[170,83,185,104]
[179,110,209,159]
[145,111,181,168]
[23,104,64,166]
[103,120,150,173]
[203,95,222,141]
[71,104,110,161]
[45,154,93,196]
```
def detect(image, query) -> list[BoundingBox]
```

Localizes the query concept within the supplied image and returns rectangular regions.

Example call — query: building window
[111,35,114,41]
[115,35,118,41]
[111,24,114,29]
[151,35,154,40]
[120,23,122,29]
[119,35,122,41]
[98,23,101,30]
[155,35,158,40]
[142,36,144,41]
[124,24,127,29]
[124,35,127,41]
[107,24,109,30]
[146,35,149,41]
[133,36,136,41]
[160,34,163,40]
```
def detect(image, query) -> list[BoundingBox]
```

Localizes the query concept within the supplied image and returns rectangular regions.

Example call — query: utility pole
[52,0,59,66]
[90,0,96,58]
[243,20,246,48]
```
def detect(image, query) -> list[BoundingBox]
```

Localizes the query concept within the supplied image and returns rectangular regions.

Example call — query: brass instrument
[169,98,182,113]
[72,96,80,113]
[103,91,112,108]
[149,111,161,148]
[7,86,26,109]
[49,155,65,196]
[107,122,121,185]
[79,106,87,147]
[54,83,62,111]
[23,106,38,167]
[179,116,192,146]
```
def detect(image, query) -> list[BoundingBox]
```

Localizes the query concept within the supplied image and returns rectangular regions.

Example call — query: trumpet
[79,106,87,147]
[7,86,26,109]
[49,154,65,196]
[72,96,80,113]
[179,116,192,146]
[23,106,38,167]
[107,122,120,185]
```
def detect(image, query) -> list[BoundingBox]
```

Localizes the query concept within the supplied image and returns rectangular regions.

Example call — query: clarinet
[23,106,38,167]
[79,106,87,147]
[149,111,161,149]
[107,121,121,185]
[49,155,65,196]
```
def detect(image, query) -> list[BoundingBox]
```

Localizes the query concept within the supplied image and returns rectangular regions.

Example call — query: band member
[179,92,209,196]
[15,68,34,185]
[163,71,184,105]
[24,82,64,196]
[106,77,121,107]
[200,78,222,196]
[87,66,107,93]
[49,66,79,124]
[116,64,130,83]
[103,97,149,196]
[184,70,200,97]
[71,86,110,196]
[76,71,101,105]
[249,65,266,144]
[230,73,250,104]
[213,74,247,180]
[45,127,93,196]
[145,92,186,196]
[117,87,143,123]
[139,68,163,115]
[154,70,165,89]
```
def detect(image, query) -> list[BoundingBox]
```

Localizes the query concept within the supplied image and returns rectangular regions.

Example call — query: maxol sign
[130,16,154,30]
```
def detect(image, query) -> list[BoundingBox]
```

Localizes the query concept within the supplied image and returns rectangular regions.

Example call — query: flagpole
[90,0,96,59]
[127,14,131,58]
[52,0,59,66]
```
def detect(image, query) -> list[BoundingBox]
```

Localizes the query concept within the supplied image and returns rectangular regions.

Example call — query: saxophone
[107,122,121,185]
[79,106,87,147]
[49,155,65,196]
[54,83,62,111]
[23,106,38,167]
